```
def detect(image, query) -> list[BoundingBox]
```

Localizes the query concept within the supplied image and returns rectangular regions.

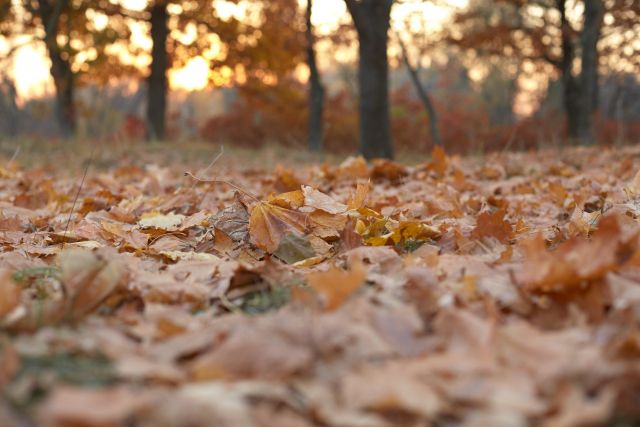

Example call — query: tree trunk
[557,0,580,141]
[51,62,75,138]
[576,0,603,144]
[37,0,76,138]
[396,32,442,147]
[0,79,20,137]
[306,0,324,152]
[147,2,169,141]
[346,0,394,160]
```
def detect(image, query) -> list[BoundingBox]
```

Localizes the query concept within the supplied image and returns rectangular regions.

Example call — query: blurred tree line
[0,0,639,158]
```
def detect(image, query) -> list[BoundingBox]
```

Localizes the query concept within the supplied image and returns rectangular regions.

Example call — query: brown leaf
[336,156,369,180]
[518,215,630,292]
[427,145,448,177]
[210,194,250,244]
[38,387,149,427]
[370,159,408,182]
[0,269,21,318]
[249,201,308,252]
[472,209,513,243]
[59,249,128,320]
[306,262,366,311]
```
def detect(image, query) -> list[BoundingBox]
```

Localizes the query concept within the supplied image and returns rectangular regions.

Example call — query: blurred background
[0,0,639,156]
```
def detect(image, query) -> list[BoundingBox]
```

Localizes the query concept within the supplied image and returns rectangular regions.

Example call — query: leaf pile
[2,147,640,426]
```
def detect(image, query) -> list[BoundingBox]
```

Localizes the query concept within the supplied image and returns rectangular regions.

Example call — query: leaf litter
[1,146,640,426]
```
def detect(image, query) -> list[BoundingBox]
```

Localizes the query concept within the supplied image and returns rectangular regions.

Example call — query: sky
[1,0,460,101]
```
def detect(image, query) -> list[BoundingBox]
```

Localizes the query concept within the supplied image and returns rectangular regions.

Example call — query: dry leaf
[302,185,347,214]
[138,211,185,231]
[59,248,128,320]
[249,201,309,252]
[306,262,366,310]
[472,209,513,243]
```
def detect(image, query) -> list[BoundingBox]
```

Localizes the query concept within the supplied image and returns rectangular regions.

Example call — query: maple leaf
[273,165,303,192]
[336,156,369,180]
[371,159,408,181]
[347,181,370,210]
[273,233,316,264]
[306,262,366,310]
[517,215,632,292]
[472,209,513,243]
[249,201,309,252]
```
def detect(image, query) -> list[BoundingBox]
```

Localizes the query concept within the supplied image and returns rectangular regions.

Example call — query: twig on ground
[184,172,261,203]
[62,146,96,248]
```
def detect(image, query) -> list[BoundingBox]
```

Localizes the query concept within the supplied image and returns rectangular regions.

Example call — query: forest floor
[1,143,640,427]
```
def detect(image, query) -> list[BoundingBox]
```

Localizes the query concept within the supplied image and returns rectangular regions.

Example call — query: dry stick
[62,146,96,249]
[8,145,20,164]
[190,145,224,190]
[500,123,520,156]
[184,172,261,203]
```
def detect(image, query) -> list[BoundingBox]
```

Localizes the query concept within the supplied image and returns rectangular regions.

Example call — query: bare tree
[147,1,169,140]
[395,30,442,147]
[345,0,394,159]
[35,0,76,138]
[306,0,325,152]
[576,0,604,144]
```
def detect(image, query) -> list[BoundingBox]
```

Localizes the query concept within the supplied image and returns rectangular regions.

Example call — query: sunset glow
[1,0,459,101]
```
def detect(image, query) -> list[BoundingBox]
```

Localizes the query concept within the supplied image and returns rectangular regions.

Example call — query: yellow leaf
[269,190,305,209]
[347,181,370,210]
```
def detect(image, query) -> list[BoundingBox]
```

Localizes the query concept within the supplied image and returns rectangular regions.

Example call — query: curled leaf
[59,249,128,320]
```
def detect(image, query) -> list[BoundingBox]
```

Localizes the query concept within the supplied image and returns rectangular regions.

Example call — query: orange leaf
[306,263,366,310]
[249,201,309,252]
[336,156,369,179]
[517,215,629,292]
[0,269,21,318]
[347,181,370,210]
[269,190,305,209]
[427,146,447,177]
[472,209,513,243]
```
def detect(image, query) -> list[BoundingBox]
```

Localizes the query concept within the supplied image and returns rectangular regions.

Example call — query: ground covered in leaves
[2,146,640,427]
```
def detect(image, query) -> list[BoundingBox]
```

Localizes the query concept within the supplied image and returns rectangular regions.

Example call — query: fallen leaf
[0,269,21,318]
[249,201,308,252]
[210,194,250,243]
[59,248,128,320]
[302,185,347,214]
[472,209,513,243]
[274,233,316,264]
[138,211,185,231]
[38,386,149,427]
[306,262,366,310]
